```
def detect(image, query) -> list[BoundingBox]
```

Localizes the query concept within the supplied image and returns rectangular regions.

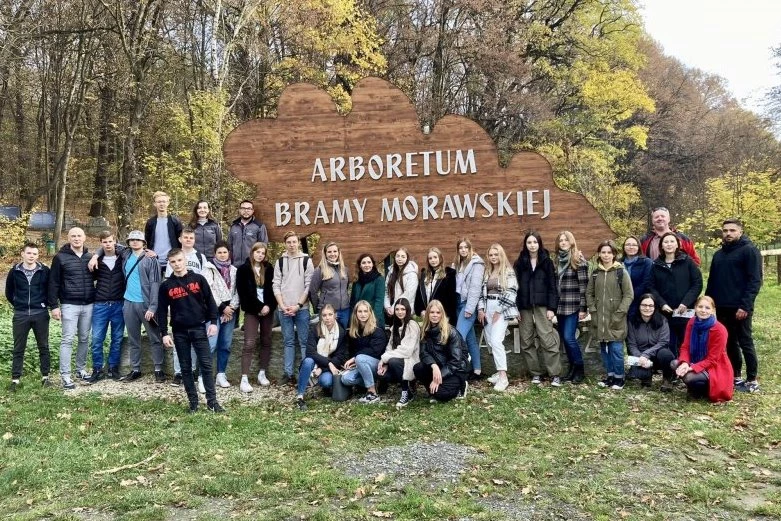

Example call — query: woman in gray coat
[309,242,351,329]
[626,294,675,391]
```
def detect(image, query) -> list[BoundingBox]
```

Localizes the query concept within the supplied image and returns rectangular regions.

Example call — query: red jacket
[640,230,701,266]
[678,319,733,402]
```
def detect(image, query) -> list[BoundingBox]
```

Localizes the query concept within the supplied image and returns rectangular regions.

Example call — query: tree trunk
[89,84,115,217]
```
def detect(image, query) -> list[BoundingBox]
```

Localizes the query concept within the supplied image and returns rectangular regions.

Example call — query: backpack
[277,255,310,275]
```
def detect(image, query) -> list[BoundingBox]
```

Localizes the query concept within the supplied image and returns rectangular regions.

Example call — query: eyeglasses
[639,304,655,308]
[240,206,253,210]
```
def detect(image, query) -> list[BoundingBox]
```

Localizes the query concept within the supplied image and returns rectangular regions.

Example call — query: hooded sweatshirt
[272,251,314,307]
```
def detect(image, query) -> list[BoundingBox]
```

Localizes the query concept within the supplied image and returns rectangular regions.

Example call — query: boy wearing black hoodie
[158,249,224,413]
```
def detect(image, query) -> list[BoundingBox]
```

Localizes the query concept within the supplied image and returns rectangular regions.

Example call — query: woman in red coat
[672,296,734,402]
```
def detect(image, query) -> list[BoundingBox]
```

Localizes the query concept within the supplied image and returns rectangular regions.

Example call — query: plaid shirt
[556,261,589,316]
[477,270,519,320]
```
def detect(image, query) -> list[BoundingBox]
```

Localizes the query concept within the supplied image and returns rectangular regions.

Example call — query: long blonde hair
[318,304,338,338]
[484,243,511,287]
[556,231,582,271]
[421,299,452,343]
[349,300,378,338]
[453,237,474,272]
[423,247,446,284]
[318,241,347,280]
[249,242,268,286]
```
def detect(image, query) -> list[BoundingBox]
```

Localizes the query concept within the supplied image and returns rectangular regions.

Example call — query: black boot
[562,364,576,382]
[87,368,104,384]
[571,364,585,385]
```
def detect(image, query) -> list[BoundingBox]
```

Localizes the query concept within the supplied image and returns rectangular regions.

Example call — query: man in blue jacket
[705,219,763,393]
[6,243,52,391]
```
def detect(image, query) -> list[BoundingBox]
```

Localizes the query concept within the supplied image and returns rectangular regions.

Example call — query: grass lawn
[1,284,780,520]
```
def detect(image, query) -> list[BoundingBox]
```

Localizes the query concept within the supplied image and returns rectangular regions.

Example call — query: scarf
[557,250,571,277]
[317,323,339,357]
[357,268,380,285]
[212,257,233,289]
[689,315,716,364]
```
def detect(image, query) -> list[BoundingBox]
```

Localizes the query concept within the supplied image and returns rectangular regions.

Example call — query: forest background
[1,0,780,253]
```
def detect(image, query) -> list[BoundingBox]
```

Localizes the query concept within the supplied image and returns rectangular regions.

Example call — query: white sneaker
[487,373,500,384]
[493,375,509,392]
[197,375,206,394]
[240,375,253,393]
[257,370,270,386]
[216,372,231,388]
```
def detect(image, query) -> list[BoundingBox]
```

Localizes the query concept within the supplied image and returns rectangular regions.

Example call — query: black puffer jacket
[419,326,467,379]
[649,253,702,309]
[48,244,96,307]
[347,327,387,360]
[94,254,125,302]
[235,260,277,315]
[514,250,559,311]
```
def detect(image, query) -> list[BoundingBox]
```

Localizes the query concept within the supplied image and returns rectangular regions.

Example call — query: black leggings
[379,358,410,391]
[671,360,709,398]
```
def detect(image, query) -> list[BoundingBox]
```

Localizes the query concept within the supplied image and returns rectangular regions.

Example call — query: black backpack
[277,255,310,274]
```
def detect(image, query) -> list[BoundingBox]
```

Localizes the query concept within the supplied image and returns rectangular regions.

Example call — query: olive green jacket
[586,261,634,342]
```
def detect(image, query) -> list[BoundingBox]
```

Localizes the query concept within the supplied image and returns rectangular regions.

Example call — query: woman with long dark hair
[626,294,675,391]
[377,297,421,408]
[384,248,418,322]
[671,296,733,402]
[350,253,386,329]
[415,247,458,325]
[189,200,223,262]
[236,242,276,392]
[649,231,703,355]
[514,231,561,386]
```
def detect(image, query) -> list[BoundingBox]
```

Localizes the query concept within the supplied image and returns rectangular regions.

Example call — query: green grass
[1,284,781,520]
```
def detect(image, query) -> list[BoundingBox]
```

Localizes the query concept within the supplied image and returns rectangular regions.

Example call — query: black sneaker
[107,366,120,380]
[154,370,166,383]
[188,403,199,414]
[87,369,104,384]
[598,376,614,388]
[62,376,76,390]
[610,378,625,390]
[358,392,381,404]
[121,370,143,382]
[171,373,183,387]
[207,403,225,413]
[76,370,92,380]
[41,377,52,388]
[457,380,469,399]
[396,390,414,408]
[297,398,308,411]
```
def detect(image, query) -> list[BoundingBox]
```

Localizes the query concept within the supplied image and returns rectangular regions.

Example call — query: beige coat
[380,320,421,381]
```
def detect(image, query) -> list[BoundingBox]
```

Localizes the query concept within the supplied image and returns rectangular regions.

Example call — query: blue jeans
[336,308,350,330]
[208,317,235,373]
[296,357,335,395]
[278,308,310,377]
[456,300,479,371]
[600,341,625,378]
[557,313,583,366]
[341,354,380,388]
[91,301,125,369]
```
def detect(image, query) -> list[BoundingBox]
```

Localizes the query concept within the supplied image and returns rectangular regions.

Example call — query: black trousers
[671,360,709,398]
[629,347,676,381]
[379,358,410,390]
[717,307,757,381]
[413,362,463,402]
[12,312,51,379]
[173,327,217,407]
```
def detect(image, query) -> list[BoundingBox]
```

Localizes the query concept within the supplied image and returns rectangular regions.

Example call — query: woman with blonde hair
[477,243,518,391]
[415,247,458,324]
[295,304,349,410]
[453,238,485,380]
[236,242,277,392]
[414,300,469,402]
[554,231,589,384]
[340,300,387,404]
[310,241,351,328]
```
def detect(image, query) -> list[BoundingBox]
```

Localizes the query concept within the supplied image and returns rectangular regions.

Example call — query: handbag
[331,372,352,402]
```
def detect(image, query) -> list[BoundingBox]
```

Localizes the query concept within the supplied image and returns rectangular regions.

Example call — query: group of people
[5,200,763,411]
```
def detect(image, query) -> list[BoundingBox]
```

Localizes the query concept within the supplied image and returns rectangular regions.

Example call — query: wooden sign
[224,77,614,265]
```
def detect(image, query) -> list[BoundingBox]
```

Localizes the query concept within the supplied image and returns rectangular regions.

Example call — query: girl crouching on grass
[340,300,388,404]
[296,304,348,411]
[377,298,421,408]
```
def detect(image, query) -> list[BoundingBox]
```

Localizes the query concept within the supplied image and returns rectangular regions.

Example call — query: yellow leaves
[2,432,13,441]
